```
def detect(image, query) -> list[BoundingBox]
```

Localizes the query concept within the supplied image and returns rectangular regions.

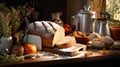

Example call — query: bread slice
[55,36,76,48]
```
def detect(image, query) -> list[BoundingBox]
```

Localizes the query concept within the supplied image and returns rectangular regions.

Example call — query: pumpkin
[24,43,37,54]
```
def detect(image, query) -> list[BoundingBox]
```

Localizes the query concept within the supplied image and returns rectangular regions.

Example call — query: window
[106,0,120,22]
[87,0,105,18]
[88,0,120,26]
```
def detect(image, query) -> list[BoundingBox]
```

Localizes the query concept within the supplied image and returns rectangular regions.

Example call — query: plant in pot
[0,3,23,54]
[0,3,13,53]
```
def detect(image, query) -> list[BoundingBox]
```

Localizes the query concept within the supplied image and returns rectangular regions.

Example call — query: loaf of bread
[88,32,102,40]
[112,41,120,49]
[92,39,106,49]
[55,36,76,48]
[101,36,114,47]
[28,21,65,48]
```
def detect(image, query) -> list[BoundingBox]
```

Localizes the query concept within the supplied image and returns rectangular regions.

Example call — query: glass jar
[51,12,63,26]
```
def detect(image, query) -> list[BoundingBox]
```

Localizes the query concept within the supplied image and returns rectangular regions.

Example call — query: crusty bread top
[27,21,65,48]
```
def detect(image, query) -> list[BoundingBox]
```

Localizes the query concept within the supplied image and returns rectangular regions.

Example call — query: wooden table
[1,42,120,67]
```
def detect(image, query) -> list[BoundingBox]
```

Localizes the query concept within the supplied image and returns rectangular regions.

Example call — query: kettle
[71,6,97,34]
[94,11,111,36]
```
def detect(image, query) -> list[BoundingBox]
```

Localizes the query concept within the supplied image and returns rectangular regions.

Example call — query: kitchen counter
[3,54,120,67]
[1,44,120,67]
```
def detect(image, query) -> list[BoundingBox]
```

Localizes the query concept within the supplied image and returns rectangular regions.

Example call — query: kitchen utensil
[71,6,97,34]
[94,11,111,36]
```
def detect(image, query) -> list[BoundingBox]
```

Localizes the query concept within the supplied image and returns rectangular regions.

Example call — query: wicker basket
[75,37,90,44]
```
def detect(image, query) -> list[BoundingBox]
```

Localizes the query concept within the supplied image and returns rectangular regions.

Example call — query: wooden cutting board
[42,43,87,56]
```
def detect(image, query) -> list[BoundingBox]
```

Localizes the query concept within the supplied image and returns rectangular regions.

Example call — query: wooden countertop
[1,43,120,67]
[1,50,120,67]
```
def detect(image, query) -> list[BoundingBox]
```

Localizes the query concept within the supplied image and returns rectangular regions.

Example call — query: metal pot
[94,11,111,36]
[71,6,97,34]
